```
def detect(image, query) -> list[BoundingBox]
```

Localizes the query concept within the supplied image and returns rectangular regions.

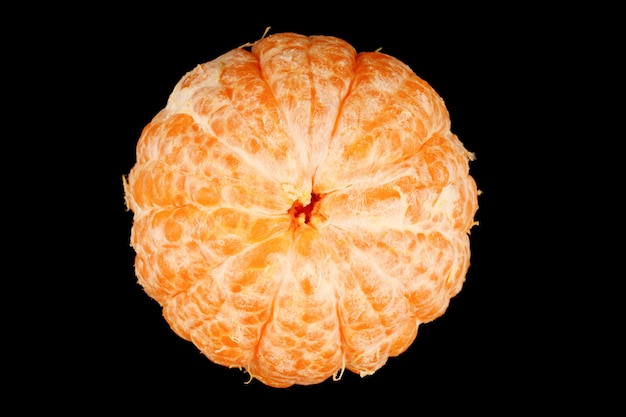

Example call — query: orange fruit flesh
[124,33,478,388]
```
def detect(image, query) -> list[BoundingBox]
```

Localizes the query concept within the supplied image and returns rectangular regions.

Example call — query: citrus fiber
[123,32,478,388]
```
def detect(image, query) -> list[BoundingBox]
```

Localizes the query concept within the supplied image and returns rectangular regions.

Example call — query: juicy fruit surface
[124,32,478,387]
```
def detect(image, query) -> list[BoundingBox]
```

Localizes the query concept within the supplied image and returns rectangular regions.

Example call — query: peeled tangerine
[124,32,478,388]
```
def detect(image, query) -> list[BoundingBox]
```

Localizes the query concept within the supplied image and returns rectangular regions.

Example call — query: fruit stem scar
[288,192,326,230]
[289,193,321,224]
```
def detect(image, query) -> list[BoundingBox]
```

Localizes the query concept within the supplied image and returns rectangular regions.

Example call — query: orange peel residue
[124,32,478,388]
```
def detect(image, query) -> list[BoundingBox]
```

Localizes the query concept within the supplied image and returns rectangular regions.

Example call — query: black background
[14,3,620,413]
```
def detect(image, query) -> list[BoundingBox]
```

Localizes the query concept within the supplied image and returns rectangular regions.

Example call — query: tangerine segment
[251,33,356,169]
[130,207,212,304]
[314,51,451,192]
[346,227,471,322]
[319,182,407,230]
[126,112,293,214]
[160,234,291,368]
[318,128,478,233]
[131,205,290,304]
[165,47,312,203]
[246,227,343,387]
[328,229,416,376]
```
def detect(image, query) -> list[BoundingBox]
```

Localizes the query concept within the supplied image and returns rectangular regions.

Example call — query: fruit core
[289,193,323,228]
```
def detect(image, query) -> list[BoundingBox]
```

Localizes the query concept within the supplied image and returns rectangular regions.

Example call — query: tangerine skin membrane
[124,32,478,388]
